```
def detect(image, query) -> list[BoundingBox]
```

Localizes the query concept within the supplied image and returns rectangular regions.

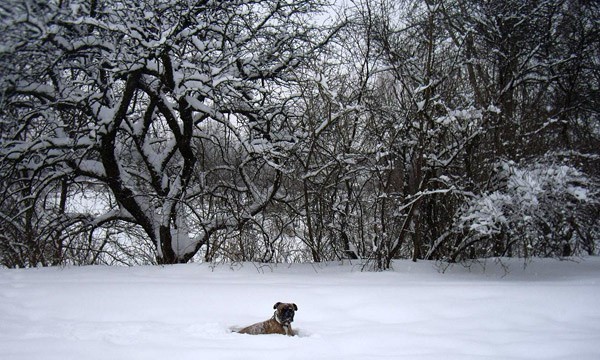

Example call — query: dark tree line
[1,0,598,268]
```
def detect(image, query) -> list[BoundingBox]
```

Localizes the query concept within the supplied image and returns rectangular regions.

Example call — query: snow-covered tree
[1,0,597,267]
[452,161,598,261]
[0,0,333,264]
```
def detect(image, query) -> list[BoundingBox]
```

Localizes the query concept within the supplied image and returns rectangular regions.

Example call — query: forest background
[0,0,598,269]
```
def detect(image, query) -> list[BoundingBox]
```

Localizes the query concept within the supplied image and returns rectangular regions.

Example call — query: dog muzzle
[276,309,295,325]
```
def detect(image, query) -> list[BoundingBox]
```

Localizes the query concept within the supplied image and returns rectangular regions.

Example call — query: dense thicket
[1,0,598,268]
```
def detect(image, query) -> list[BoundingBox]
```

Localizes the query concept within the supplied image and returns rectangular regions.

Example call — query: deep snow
[1,258,599,360]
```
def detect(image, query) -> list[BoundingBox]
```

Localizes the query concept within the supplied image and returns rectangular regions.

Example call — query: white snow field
[1,258,599,360]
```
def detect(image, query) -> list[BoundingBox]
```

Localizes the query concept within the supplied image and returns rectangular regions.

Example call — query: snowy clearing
[1,258,599,360]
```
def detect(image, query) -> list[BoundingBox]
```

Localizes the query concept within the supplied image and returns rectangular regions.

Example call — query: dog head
[273,302,297,326]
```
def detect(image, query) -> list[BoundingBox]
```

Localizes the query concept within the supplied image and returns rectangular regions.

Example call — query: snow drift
[1,258,599,359]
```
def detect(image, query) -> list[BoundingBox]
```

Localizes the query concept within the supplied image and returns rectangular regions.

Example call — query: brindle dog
[237,302,298,336]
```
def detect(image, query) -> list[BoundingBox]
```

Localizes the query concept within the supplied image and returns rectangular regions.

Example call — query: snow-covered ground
[1,258,599,360]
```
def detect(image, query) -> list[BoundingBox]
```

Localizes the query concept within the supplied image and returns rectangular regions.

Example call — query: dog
[237,302,298,336]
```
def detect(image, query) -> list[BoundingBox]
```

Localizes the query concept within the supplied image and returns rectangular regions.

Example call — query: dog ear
[293,303,298,311]
[273,302,281,309]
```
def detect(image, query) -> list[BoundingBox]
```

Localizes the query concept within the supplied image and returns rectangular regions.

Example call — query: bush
[452,160,598,261]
